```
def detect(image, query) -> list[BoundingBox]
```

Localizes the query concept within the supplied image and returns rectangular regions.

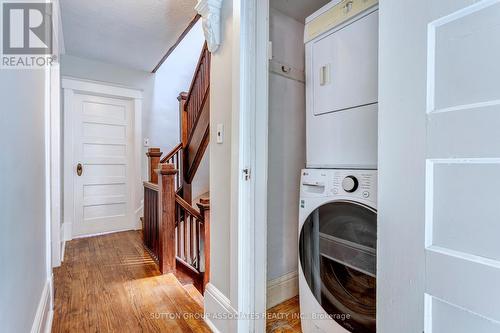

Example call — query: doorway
[62,78,143,240]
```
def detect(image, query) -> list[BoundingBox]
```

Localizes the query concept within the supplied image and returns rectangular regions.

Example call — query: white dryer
[304,0,379,169]
[298,169,377,333]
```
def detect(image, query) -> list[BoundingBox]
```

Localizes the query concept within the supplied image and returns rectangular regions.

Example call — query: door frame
[62,77,143,240]
[233,0,269,332]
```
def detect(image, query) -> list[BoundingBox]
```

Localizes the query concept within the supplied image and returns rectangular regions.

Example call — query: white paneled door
[379,0,500,332]
[72,93,133,237]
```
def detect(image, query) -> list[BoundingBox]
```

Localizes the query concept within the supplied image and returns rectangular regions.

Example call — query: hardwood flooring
[52,231,211,333]
[266,297,302,333]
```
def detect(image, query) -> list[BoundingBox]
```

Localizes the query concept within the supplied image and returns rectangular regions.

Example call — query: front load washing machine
[298,169,377,333]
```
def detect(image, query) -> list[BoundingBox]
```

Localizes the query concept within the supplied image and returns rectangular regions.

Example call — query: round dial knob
[342,176,359,193]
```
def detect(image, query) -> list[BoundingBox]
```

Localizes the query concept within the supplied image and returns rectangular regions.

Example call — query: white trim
[49,62,62,268]
[204,317,222,333]
[72,228,139,239]
[62,77,143,100]
[135,203,144,230]
[204,283,238,333]
[266,271,299,309]
[44,59,54,333]
[232,0,270,332]
[52,0,65,56]
[426,0,500,114]
[62,77,143,240]
[61,238,66,262]
[62,222,72,241]
[30,279,53,333]
[195,0,223,52]
[253,1,270,330]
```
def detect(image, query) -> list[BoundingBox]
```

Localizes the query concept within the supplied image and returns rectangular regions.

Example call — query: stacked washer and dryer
[298,1,379,333]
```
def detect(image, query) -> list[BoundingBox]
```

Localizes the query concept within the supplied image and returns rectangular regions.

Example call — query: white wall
[150,21,205,155]
[61,20,208,194]
[192,149,210,201]
[0,70,50,332]
[208,0,233,298]
[60,53,155,180]
[203,2,236,332]
[266,8,306,292]
[151,21,209,199]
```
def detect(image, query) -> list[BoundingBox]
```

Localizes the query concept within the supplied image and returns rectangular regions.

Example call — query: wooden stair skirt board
[183,284,204,309]
[181,42,211,185]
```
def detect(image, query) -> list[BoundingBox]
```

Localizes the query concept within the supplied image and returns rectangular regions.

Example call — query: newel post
[178,92,189,147]
[197,198,210,290]
[147,148,162,184]
[158,163,178,274]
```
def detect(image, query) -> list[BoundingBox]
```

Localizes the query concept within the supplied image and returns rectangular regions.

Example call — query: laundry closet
[266,1,379,332]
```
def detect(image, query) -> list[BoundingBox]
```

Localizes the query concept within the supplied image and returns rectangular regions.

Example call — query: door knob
[77,163,83,176]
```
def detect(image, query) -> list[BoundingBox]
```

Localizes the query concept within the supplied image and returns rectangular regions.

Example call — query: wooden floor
[52,231,211,333]
[266,297,302,333]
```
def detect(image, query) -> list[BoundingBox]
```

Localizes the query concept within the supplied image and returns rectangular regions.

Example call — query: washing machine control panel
[342,176,359,193]
[301,169,377,205]
[301,169,330,197]
[332,170,377,203]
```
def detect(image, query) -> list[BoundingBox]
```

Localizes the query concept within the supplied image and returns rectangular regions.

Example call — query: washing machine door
[299,201,376,333]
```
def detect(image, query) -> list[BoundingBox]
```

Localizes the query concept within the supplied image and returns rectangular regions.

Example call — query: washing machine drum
[299,201,377,333]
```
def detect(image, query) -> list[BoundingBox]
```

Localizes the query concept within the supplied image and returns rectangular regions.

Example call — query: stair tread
[183,283,204,308]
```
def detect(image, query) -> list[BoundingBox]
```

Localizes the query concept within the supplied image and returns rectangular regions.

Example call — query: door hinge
[243,168,251,181]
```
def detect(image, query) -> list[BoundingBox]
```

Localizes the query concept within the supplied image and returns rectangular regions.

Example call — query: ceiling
[60,0,198,72]
[270,0,332,22]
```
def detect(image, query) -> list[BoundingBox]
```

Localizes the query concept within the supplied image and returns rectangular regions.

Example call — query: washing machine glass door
[299,201,376,333]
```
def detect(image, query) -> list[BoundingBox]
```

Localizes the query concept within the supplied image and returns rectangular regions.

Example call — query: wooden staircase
[142,42,211,293]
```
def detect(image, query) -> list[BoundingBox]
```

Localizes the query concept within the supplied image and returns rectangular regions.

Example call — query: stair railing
[143,161,177,274]
[174,196,210,291]
[160,143,183,191]
[144,150,210,290]
[184,42,210,142]
[142,42,211,290]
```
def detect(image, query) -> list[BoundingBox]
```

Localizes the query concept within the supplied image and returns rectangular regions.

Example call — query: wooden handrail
[143,164,210,290]
[184,43,210,142]
[143,41,211,290]
[175,194,203,221]
[143,181,159,192]
[185,42,208,108]
[161,143,183,164]
[160,144,183,192]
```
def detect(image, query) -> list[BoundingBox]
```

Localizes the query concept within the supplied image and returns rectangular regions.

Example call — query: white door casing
[379,0,500,332]
[50,62,62,267]
[63,78,143,239]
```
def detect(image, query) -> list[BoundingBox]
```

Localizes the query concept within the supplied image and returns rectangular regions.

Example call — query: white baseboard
[31,279,53,333]
[204,283,237,333]
[60,224,66,262]
[62,221,72,241]
[134,204,143,230]
[267,271,299,309]
[204,316,221,333]
[72,227,137,239]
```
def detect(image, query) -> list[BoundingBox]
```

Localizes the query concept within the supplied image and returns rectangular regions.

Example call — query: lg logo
[2,2,52,55]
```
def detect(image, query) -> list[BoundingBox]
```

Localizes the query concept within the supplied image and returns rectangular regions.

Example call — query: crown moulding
[195,0,223,53]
